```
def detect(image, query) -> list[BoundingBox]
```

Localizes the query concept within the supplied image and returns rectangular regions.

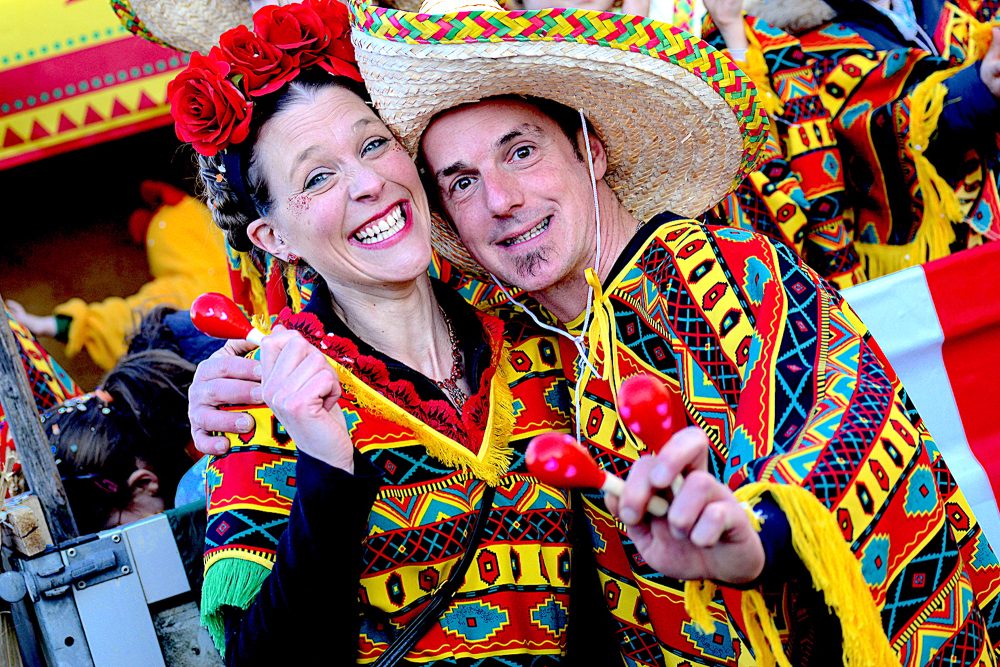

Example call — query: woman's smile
[350,201,412,247]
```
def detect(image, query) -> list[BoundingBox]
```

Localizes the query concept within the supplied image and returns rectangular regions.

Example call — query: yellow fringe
[742,590,791,667]
[683,482,898,666]
[285,263,305,313]
[739,31,784,118]
[326,348,516,486]
[236,251,271,319]
[684,579,718,632]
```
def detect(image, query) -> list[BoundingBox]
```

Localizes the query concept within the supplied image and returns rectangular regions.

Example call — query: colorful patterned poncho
[706,0,1000,283]
[558,216,1000,666]
[201,285,579,663]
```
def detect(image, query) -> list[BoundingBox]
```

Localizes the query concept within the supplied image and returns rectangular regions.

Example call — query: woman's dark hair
[43,350,196,534]
[195,71,370,258]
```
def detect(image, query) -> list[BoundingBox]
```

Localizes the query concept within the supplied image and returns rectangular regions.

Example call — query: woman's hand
[6,300,57,338]
[260,325,354,473]
[703,0,749,53]
[605,427,765,585]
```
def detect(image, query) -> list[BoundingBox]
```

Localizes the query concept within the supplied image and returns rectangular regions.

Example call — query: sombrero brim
[351,2,769,278]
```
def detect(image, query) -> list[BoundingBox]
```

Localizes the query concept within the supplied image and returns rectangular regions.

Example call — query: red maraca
[618,373,684,497]
[525,432,669,517]
[190,292,266,345]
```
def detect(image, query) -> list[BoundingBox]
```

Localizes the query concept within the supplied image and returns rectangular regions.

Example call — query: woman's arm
[222,449,380,666]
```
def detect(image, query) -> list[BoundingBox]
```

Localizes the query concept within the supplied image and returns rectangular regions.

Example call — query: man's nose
[483,169,524,217]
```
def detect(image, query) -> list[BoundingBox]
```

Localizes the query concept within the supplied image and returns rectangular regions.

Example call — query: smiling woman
[167,2,578,664]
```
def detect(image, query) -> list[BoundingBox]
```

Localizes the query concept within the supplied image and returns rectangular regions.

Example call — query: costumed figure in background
[703,0,1000,281]
[7,180,230,370]
[351,0,1000,663]
[169,3,575,663]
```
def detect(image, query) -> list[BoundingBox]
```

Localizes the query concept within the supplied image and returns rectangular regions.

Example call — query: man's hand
[605,427,765,585]
[188,339,262,455]
[6,300,57,338]
[981,27,1000,99]
[260,326,353,472]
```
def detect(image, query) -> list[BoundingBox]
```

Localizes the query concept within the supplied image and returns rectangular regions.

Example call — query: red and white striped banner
[844,242,1000,546]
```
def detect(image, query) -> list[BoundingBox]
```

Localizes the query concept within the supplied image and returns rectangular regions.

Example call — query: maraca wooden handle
[601,474,670,518]
[246,328,265,346]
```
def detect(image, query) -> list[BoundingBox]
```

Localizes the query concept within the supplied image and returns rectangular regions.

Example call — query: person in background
[43,348,197,534]
[704,0,1000,280]
[8,181,230,370]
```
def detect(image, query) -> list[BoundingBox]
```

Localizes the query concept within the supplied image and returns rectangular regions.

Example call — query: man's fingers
[667,470,728,540]
[193,431,234,456]
[190,376,262,409]
[195,354,261,383]
[190,402,256,435]
[648,426,710,488]
[687,499,743,548]
[618,457,659,526]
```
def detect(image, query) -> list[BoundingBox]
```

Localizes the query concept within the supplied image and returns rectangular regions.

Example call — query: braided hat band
[351,0,770,278]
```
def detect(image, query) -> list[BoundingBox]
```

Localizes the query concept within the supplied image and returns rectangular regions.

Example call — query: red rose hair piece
[168,0,360,157]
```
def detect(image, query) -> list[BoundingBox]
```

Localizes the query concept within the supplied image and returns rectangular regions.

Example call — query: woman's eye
[362,137,389,156]
[305,172,330,189]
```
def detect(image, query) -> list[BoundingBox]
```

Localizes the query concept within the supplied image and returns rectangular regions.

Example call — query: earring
[287,253,299,265]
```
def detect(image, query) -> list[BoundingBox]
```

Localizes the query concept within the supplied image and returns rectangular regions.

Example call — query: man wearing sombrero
[351,0,1000,663]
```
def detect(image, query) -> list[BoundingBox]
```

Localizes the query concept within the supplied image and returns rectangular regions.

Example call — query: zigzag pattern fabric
[560,218,1000,665]
[734,0,1000,281]
[350,1,769,187]
[203,306,579,663]
[703,23,862,288]
[0,309,81,493]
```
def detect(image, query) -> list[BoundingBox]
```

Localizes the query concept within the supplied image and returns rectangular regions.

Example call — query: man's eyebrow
[494,124,543,151]
[436,161,470,180]
[434,124,545,181]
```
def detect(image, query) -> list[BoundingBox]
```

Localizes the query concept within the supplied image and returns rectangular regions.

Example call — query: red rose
[254,3,330,68]
[217,25,299,97]
[318,54,362,82]
[311,0,351,38]
[167,50,252,157]
[310,0,362,80]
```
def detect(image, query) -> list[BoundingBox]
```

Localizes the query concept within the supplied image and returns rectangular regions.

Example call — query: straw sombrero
[112,0,423,53]
[351,0,769,277]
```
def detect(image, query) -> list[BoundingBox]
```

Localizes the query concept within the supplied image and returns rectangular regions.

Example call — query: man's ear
[247,218,293,261]
[126,468,160,498]
[577,128,608,180]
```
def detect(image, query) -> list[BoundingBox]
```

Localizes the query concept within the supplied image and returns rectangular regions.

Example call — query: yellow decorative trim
[330,348,515,486]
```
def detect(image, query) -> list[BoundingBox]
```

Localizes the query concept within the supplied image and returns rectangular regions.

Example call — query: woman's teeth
[355,205,405,244]
[503,218,550,247]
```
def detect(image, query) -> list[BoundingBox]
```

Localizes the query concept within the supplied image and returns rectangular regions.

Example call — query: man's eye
[452,176,474,193]
[513,146,534,160]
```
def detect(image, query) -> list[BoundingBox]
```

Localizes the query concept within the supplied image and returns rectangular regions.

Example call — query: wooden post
[0,297,78,543]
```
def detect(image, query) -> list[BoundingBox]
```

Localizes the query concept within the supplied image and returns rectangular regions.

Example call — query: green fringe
[201,558,273,656]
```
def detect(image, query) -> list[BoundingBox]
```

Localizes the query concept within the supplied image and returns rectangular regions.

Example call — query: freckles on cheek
[287,193,312,214]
